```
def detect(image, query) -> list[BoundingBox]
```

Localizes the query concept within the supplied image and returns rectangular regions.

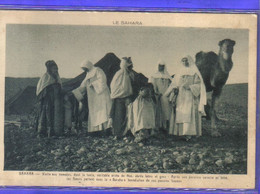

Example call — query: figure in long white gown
[164,56,207,139]
[74,60,112,132]
[149,60,172,129]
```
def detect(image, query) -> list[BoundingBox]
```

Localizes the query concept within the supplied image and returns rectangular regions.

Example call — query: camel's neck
[218,51,233,73]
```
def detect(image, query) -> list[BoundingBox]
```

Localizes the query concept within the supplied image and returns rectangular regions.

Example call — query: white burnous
[74,60,112,132]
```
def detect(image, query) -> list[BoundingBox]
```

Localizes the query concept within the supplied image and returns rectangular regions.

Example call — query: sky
[6,24,249,84]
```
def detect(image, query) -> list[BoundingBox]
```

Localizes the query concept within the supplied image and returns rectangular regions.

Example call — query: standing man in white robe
[149,60,172,131]
[73,60,112,133]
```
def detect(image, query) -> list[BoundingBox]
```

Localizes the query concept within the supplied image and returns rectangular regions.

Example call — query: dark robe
[36,83,64,136]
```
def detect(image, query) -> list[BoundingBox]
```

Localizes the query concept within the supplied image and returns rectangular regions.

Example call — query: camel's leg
[204,102,211,120]
[210,89,222,137]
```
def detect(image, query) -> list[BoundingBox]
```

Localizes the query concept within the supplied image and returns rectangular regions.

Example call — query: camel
[195,39,236,137]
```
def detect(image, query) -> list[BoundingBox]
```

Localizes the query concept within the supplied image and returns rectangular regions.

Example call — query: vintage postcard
[0,11,257,189]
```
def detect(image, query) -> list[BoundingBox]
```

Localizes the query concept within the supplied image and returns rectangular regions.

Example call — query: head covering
[176,56,199,77]
[122,57,133,66]
[78,60,99,90]
[36,61,62,96]
[45,60,58,73]
[81,60,94,70]
[165,55,207,114]
[150,60,172,80]
[110,57,133,99]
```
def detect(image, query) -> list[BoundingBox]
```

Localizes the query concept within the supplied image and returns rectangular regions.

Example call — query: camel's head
[218,39,236,59]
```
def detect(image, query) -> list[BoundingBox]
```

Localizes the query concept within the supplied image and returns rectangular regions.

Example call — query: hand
[184,85,190,90]
[183,82,190,90]
[79,102,83,112]
[107,118,113,128]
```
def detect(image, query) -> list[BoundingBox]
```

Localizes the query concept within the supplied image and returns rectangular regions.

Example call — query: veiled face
[158,64,165,72]
[127,64,133,71]
[181,57,189,67]
[50,65,58,75]
[139,87,150,98]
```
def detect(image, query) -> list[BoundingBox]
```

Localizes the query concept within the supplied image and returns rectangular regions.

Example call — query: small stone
[224,157,233,164]
[194,144,200,148]
[55,151,63,157]
[123,160,129,167]
[198,153,204,159]
[127,145,135,153]
[199,160,205,166]
[147,161,155,167]
[65,149,70,154]
[138,143,144,147]
[46,165,53,169]
[77,147,87,155]
[54,156,59,160]
[16,156,22,160]
[190,154,199,160]
[22,156,30,163]
[107,150,114,155]
[24,167,30,171]
[82,165,88,170]
[226,152,233,157]
[163,162,170,169]
[173,151,179,156]
[189,158,197,165]
[116,148,126,155]
[161,149,166,154]
[162,158,169,163]
[215,159,223,167]
[176,156,188,165]
[132,166,139,172]
[154,165,159,170]
[187,165,193,171]
[196,165,203,170]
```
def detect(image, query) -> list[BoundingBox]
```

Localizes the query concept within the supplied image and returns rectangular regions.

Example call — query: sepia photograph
[0,11,257,189]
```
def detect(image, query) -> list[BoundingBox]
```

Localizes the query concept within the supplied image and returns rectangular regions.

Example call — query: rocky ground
[4,84,248,174]
[4,116,247,174]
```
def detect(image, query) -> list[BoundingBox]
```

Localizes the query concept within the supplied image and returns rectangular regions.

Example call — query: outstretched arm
[91,69,108,94]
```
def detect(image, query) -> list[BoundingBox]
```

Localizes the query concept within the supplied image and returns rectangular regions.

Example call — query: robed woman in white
[74,60,112,133]
[149,60,172,130]
[165,56,206,139]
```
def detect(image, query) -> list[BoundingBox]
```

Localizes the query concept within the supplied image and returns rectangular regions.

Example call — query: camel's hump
[195,51,218,67]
